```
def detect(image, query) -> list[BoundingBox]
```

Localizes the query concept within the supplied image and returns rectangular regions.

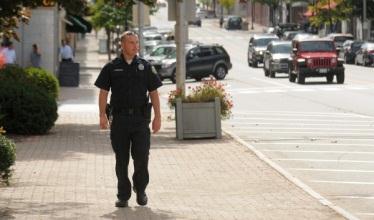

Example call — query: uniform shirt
[95,55,162,110]
[60,45,74,59]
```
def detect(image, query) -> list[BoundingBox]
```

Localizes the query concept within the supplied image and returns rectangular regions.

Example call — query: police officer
[95,31,162,208]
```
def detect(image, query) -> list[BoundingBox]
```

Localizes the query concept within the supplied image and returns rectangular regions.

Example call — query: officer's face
[122,35,139,58]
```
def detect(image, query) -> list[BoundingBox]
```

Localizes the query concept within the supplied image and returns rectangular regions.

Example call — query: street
[153,7,374,220]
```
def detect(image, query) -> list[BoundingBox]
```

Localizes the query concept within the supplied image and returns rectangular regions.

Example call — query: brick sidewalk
[0,33,345,219]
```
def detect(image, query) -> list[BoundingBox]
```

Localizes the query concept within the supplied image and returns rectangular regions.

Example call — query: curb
[223,129,359,220]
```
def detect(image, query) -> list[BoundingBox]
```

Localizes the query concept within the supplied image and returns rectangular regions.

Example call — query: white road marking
[276,159,374,164]
[290,168,374,173]
[254,143,374,146]
[231,126,374,131]
[333,196,374,200]
[235,130,374,135]
[227,121,373,127]
[232,110,373,118]
[231,117,372,123]
[264,150,374,154]
[311,180,374,185]
[356,213,374,216]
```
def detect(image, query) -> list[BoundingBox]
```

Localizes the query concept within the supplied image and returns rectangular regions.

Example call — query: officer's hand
[100,115,109,129]
[152,116,161,133]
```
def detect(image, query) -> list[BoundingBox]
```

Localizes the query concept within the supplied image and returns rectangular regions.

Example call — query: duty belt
[113,107,144,116]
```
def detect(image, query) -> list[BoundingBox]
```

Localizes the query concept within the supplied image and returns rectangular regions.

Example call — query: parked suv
[158,44,232,83]
[247,34,279,67]
[289,38,345,84]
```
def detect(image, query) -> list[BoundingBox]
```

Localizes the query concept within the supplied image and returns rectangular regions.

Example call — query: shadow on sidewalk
[101,207,176,220]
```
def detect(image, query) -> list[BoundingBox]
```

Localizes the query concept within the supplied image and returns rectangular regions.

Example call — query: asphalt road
[152,7,374,220]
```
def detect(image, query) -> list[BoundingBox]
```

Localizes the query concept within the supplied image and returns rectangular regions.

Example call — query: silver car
[263,41,292,78]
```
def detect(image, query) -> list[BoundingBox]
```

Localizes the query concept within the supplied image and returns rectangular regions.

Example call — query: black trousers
[110,114,150,201]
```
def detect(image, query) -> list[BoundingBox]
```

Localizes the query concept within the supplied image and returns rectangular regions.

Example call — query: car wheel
[336,72,345,84]
[269,65,275,78]
[297,71,305,84]
[171,70,176,84]
[248,56,252,67]
[214,65,227,80]
[253,59,258,68]
[288,66,296,82]
[326,74,334,83]
[264,67,269,77]
[364,57,369,66]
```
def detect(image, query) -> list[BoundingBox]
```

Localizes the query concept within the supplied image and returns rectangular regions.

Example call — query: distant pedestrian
[60,39,74,62]
[0,42,6,68]
[4,41,16,64]
[219,17,224,28]
[95,31,162,208]
[30,44,41,68]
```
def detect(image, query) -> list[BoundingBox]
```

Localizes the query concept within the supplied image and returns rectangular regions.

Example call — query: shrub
[0,80,58,134]
[0,131,16,186]
[0,65,59,100]
[24,67,59,100]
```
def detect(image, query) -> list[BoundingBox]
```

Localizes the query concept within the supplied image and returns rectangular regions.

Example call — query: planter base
[175,97,221,140]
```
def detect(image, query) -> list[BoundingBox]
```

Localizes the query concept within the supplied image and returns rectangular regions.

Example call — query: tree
[91,0,131,60]
[0,0,88,41]
[219,0,235,13]
[254,0,308,25]
[349,0,374,19]
[309,0,352,32]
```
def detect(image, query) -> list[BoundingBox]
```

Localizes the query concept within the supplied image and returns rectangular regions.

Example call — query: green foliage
[309,0,352,28]
[0,65,58,134]
[0,133,16,186]
[168,79,233,119]
[24,67,59,100]
[0,65,59,100]
[219,0,235,12]
[0,0,88,40]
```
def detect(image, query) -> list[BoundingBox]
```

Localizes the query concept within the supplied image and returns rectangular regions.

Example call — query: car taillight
[307,59,313,65]
[331,58,337,64]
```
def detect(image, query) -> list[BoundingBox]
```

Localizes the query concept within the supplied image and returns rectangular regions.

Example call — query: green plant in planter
[168,78,233,119]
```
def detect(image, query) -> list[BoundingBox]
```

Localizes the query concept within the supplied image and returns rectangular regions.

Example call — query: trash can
[58,61,80,87]
[99,38,107,54]
[242,21,249,30]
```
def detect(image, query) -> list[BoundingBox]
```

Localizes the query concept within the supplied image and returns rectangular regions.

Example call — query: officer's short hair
[121,31,138,42]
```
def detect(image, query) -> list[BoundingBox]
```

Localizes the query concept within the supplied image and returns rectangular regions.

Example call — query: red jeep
[289,38,345,84]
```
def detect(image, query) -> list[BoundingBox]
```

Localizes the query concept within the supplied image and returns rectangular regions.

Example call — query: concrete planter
[175,97,222,140]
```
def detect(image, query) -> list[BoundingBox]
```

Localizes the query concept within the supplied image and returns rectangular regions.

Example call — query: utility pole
[363,0,368,40]
[175,0,187,96]
[138,0,145,57]
[251,0,254,30]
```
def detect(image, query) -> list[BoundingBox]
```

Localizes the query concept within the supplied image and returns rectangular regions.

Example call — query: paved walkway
[0,33,346,219]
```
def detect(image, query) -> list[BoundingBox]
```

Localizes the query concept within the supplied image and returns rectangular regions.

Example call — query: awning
[291,1,309,8]
[65,15,92,33]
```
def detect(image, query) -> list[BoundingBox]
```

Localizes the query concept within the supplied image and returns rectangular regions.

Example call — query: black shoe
[115,200,128,208]
[136,192,148,206]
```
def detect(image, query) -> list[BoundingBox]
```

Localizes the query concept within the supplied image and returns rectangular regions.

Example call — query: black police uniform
[95,55,162,202]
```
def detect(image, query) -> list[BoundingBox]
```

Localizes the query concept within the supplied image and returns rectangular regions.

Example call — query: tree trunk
[105,28,111,61]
